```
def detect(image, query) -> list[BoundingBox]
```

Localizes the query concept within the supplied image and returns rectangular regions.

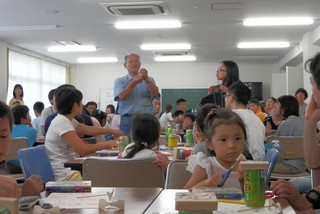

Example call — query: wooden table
[144,189,296,214]
[21,187,162,214]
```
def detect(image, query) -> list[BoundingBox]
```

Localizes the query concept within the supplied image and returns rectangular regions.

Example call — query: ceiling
[0,0,320,65]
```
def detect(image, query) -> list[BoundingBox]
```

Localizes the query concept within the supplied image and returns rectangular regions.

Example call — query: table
[21,187,162,214]
[144,189,296,214]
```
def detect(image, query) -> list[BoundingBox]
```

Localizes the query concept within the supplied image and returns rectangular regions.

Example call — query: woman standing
[201,61,239,107]
[9,84,24,108]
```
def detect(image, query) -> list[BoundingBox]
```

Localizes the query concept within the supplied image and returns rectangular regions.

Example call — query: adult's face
[87,104,96,115]
[124,54,141,75]
[177,102,187,112]
[216,63,228,81]
[273,101,283,117]
[266,98,275,109]
[152,99,160,114]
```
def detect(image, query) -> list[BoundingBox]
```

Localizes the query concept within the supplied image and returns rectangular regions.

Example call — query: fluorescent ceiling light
[114,20,181,29]
[77,57,118,63]
[48,45,97,52]
[243,17,314,26]
[154,55,196,62]
[237,42,290,49]
[0,25,58,31]
[141,43,191,50]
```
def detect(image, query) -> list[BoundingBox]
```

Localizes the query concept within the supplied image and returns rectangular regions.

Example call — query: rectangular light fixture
[237,42,290,49]
[48,45,97,52]
[114,20,181,29]
[243,17,314,26]
[77,57,118,63]
[141,43,191,50]
[154,55,196,62]
[0,25,58,31]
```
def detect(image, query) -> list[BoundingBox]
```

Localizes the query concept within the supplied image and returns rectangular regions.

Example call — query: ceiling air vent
[155,51,190,56]
[100,1,169,16]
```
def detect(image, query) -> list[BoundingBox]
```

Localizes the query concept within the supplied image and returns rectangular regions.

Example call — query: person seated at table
[183,112,195,131]
[271,179,318,212]
[185,108,246,189]
[6,105,37,174]
[45,85,123,181]
[273,95,305,174]
[191,104,218,157]
[0,101,43,198]
[159,103,173,131]
[121,113,169,172]
[173,110,184,134]
[248,99,267,122]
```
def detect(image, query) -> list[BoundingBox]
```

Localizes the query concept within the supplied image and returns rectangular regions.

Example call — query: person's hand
[153,152,169,172]
[21,175,43,197]
[203,174,223,187]
[220,85,229,93]
[105,140,118,149]
[270,179,312,211]
[139,68,149,80]
[305,95,320,125]
[0,175,20,198]
[132,73,144,84]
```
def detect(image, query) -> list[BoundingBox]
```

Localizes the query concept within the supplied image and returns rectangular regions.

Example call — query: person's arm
[0,176,20,198]
[184,165,223,189]
[116,75,144,101]
[304,95,320,169]
[20,175,43,197]
[75,123,123,138]
[62,130,118,156]
[271,179,313,211]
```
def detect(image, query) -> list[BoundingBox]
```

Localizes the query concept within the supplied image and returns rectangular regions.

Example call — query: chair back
[263,148,280,185]
[266,136,304,159]
[311,168,320,189]
[18,145,55,184]
[165,160,191,189]
[4,137,28,160]
[83,158,164,188]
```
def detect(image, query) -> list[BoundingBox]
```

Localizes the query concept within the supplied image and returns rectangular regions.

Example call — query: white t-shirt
[121,142,157,159]
[159,112,173,128]
[45,114,80,181]
[233,109,265,161]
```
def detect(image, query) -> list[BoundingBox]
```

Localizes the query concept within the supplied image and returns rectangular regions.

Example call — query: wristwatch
[306,189,320,209]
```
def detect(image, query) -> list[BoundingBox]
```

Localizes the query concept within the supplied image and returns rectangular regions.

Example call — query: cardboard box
[175,192,218,211]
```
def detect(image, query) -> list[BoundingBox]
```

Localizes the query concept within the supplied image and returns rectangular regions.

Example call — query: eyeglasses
[223,94,231,99]
[216,68,227,73]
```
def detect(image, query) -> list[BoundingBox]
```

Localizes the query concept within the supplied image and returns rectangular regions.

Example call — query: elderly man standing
[114,53,160,136]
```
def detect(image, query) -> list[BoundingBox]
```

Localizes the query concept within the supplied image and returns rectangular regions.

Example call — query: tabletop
[144,189,296,214]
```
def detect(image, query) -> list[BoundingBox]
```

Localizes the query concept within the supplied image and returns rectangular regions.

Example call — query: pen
[217,199,245,204]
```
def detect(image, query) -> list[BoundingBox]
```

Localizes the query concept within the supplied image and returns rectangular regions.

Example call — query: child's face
[183,117,194,129]
[208,123,245,167]
[0,117,11,161]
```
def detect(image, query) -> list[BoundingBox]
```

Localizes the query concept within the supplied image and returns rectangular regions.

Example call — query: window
[7,50,66,118]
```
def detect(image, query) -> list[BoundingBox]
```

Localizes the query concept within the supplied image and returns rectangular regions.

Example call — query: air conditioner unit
[100,1,169,16]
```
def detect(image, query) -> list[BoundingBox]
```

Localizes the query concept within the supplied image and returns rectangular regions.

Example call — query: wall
[72,61,275,109]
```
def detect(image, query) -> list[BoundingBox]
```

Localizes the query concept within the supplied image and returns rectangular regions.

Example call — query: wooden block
[0,197,19,214]
[175,192,218,211]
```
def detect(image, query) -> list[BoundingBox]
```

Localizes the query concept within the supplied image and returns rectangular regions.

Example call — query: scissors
[219,154,243,187]
[19,199,53,211]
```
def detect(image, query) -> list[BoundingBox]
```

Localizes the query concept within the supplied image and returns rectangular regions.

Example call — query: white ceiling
[0,0,319,64]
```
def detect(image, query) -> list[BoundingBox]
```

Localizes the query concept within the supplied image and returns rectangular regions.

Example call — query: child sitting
[0,101,43,198]
[121,113,169,172]
[185,108,246,189]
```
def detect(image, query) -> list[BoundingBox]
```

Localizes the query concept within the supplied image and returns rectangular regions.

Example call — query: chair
[0,137,28,180]
[82,158,165,188]
[266,136,310,179]
[165,160,192,189]
[18,145,55,184]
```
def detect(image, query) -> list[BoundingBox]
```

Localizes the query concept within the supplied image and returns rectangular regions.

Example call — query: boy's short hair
[33,101,44,113]
[176,98,186,104]
[228,81,252,105]
[248,99,261,107]
[295,88,308,100]
[55,87,83,115]
[184,112,196,122]
[0,101,13,131]
[173,110,184,118]
[85,101,97,108]
[165,104,172,112]
[12,105,30,125]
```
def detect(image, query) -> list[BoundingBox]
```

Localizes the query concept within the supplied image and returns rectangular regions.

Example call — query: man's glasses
[223,94,231,99]
[216,68,227,73]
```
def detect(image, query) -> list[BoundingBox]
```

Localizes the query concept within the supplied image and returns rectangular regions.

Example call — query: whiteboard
[99,89,117,110]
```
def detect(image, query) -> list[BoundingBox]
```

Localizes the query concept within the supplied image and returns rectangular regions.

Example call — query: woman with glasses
[201,61,240,107]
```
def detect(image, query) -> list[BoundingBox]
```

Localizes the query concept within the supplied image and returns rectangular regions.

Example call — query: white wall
[72,61,275,109]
